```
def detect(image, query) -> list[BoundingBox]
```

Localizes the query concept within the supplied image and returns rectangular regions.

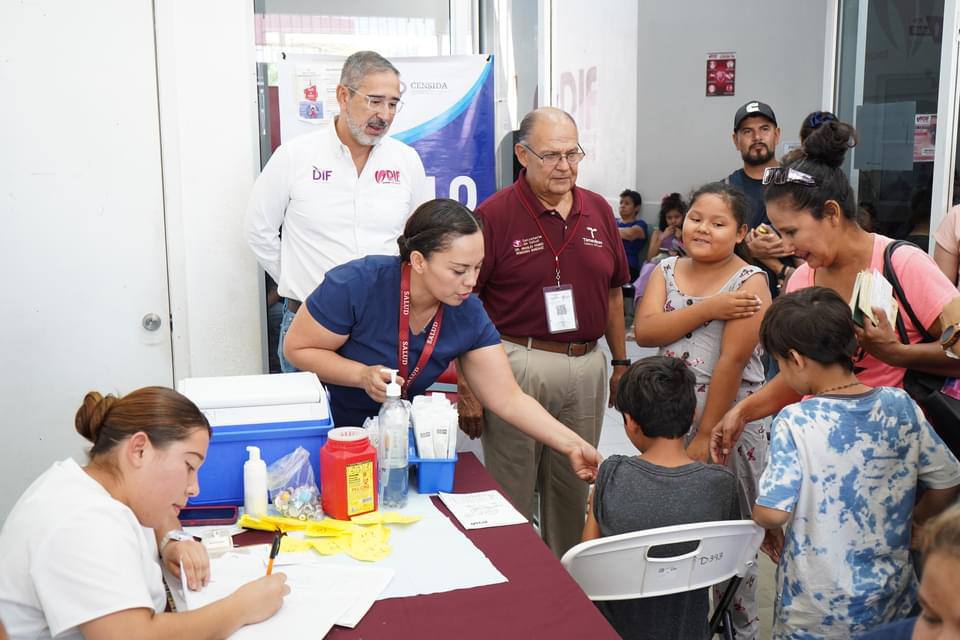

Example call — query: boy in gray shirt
[583,356,741,640]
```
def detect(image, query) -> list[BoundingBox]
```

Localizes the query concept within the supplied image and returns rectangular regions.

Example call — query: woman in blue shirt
[284,199,601,480]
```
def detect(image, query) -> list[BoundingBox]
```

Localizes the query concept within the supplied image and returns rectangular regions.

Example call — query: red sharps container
[320,427,378,520]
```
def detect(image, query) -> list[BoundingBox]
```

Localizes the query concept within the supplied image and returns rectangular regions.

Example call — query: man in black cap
[726,100,796,297]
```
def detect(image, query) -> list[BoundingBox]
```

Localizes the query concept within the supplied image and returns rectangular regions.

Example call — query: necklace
[815,381,861,395]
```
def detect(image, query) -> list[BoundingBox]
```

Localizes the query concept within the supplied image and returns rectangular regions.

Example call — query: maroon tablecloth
[235,453,617,639]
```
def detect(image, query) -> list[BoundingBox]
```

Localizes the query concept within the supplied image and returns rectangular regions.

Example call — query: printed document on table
[438,490,529,529]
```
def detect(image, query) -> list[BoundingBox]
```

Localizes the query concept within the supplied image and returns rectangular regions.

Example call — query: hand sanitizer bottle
[378,369,410,509]
[243,445,268,516]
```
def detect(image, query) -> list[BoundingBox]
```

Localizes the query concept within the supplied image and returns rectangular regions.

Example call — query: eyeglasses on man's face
[762,166,816,186]
[347,87,404,114]
[521,143,586,167]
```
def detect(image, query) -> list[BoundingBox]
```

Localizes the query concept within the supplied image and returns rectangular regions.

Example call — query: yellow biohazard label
[346,460,375,516]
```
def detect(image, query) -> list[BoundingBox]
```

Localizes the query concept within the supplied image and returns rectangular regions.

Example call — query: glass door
[835,0,950,249]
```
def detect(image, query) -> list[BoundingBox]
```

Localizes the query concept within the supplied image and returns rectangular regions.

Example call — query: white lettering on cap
[747,101,760,112]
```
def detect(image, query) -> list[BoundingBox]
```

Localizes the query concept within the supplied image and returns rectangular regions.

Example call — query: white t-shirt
[0,459,166,639]
[245,123,432,302]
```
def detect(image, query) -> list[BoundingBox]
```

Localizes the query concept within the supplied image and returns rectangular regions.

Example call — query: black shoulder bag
[883,240,960,455]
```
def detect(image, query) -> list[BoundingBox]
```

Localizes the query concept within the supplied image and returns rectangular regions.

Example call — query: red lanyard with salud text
[397,262,444,399]
[516,187,583,286]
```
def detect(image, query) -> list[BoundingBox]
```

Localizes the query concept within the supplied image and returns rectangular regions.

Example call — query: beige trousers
[481,340,607,558]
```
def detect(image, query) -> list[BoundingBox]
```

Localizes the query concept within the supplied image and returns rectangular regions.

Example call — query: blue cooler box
[177,373,334,506]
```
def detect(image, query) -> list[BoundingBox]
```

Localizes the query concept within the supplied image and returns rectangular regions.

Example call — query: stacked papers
[165,549,393,637]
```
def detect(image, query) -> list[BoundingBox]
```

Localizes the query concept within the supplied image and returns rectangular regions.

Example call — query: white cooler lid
[177,371,324,410]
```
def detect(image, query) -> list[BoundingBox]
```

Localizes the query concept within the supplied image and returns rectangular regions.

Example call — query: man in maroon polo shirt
[459,107,631,558]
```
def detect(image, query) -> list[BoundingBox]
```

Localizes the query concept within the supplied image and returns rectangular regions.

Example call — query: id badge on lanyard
[543,284,578,333]
[516,188,584,335]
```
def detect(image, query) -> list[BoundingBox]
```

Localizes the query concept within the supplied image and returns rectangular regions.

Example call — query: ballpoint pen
[266,530,285,576]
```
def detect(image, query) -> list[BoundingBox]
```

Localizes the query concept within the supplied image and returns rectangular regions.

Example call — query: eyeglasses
[762,166,816,186]
[521,143,586,167]
[347,87,404,114]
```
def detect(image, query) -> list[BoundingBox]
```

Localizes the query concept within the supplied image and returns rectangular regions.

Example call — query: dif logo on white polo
[312,167,332,181]
[375,169,401,184]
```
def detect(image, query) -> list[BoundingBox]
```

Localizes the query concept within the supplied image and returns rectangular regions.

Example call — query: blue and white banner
[278,55,495,209]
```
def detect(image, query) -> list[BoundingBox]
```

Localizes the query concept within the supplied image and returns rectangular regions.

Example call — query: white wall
[635,0,831,222]
[0,0,176,517]
[553,1,638,206]
[155,1,264,381]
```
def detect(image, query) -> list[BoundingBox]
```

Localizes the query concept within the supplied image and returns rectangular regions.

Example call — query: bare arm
[710,373,802,465]
[618,225,646,241]
[582,487,601,542]
[283,307,397,403]
[155,513,209,591]
[633,266,713,346]
[689,274,770,461]
[456,364,484,439]
[645,229,663,260]
[605,287,628,406]
[934,242,959,286]
[79,574,289,640]
[859,310,960,378]
[633,263,762,347]
[753,505,791,529]
[459,345,601,481]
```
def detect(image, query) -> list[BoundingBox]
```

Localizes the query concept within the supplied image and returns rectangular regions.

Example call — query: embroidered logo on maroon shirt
[582,226,604,248]
[512,235,545,255]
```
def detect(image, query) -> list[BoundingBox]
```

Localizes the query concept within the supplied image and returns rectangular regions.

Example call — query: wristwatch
[940,322,960,359]
[159,529,196,553]
[611,359,631,367]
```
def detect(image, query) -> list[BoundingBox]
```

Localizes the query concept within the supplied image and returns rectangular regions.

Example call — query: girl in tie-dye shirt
[752,288,960,639]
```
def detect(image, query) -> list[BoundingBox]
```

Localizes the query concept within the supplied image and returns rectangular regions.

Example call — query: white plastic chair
[561,520,765,639]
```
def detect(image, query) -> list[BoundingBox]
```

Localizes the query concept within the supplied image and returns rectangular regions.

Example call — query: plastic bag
[267,446,321,520]
[363,415,380,449]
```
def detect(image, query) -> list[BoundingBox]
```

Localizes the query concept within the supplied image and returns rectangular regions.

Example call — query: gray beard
[345,111,387,146]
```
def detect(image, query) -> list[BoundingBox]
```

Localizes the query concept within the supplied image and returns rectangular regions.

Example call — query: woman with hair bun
[713,118,960,461]
[284,198,601,481]
[0,387,289,639]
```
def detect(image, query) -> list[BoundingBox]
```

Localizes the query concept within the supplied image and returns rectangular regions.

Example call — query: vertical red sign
[706,52,736,97]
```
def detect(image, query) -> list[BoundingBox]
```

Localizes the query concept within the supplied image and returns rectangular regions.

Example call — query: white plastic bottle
[378,369,410,508]
[243,445,268,516]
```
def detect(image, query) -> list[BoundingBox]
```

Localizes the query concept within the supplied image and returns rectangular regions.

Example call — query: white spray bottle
[243,445,268,516]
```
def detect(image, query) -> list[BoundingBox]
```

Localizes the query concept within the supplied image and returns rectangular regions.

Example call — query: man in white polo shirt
[246,50,431,372]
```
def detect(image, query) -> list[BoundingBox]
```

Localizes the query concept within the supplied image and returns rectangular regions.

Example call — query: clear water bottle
[378,369,410,509]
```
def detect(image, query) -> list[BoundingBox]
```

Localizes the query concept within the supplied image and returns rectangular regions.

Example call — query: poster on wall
[293,62,341,125]
[706,52,736,97]
[914,113,936,162]
[278,55,495,209]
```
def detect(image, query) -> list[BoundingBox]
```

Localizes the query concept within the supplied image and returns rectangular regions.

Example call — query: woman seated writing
[0,387,288,639]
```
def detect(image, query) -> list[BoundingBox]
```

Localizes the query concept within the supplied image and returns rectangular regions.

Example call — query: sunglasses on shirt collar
[762,166,817,187]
